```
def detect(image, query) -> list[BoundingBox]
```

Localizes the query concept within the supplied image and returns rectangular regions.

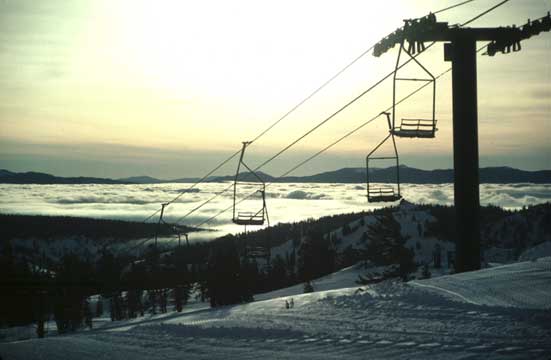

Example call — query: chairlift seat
[391,118,437,138]
[233,211,265,226]
[247,246,269,258]
[367,187,402,203]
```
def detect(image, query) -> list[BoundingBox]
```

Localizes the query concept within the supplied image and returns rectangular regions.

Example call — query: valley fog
[2,182,550,242]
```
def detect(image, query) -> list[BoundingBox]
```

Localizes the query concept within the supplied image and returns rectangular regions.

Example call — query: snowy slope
[411,257,551,309]
[2,259,550,359]
[266,200,456,273]
[255,263,367,301]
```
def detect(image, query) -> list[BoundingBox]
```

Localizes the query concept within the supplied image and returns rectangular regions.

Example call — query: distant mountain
[0,170,130,185]
[117,175,205,184]
[2,166,549,185]
[117,175,164,184]
[275,166,551,184]
[211,171,275,183]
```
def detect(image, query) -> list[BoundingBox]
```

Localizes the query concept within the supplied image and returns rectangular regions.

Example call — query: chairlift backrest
[391,40,437,138]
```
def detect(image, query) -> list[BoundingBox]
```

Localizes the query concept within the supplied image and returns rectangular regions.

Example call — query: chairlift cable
[460,0,510,26]
[173,182,234,224]
[177,51,429,227]
[133,4,508,253]
[249,45,376,144]
[251,41,437,173]
[180,43,495,228]
[431,0,477,16]
[193,44,490,229]
[139,0,493,225]
[140,44,381,224]
[147,0,511,230]
[140,149,241,224]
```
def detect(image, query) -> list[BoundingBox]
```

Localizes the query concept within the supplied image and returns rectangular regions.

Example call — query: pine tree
[126,289,139,318]
[96,297,104,317]
[269,255,288,290]
[297,229,335,282]
[363,212,416,279]
[148,290,157,314]
[421,263,432,279]
[433,244,442,268]
[160,289,168,313]
[84,299,93,329]
[364,212,404,265]
[206,235,251,307]
[174,286,184,312]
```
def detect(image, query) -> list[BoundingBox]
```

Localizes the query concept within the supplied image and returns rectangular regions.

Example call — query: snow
[411,257,551,309]
[255,264,368,301]
[519,241,551,261]
[2,258,550,359]
[4,201,551,358]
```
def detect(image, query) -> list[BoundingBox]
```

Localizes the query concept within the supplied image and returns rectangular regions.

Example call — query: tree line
[4,202,547,337]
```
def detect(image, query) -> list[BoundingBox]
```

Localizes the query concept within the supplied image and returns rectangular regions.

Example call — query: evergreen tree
[342,223,352,236]
[421,263,431,279]
[363,212,416,280]
[433,244,442,268]
[84,299,93,329]
[398,247,416,282]
[268,255,288,290]
[174,285,184,312]
[240,256,260,296]
[297,229,335,282]
[147,290,157,314]
[159,289,168,313]
[126,289,139,318]
[96,297,104,317]
[53,254,93,332]
[206,235,251,307]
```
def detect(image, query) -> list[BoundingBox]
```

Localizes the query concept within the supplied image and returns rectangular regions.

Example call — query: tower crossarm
[373,12,551,57]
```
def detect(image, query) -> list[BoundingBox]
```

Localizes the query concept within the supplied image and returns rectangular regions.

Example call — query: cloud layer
[1,182,550,237]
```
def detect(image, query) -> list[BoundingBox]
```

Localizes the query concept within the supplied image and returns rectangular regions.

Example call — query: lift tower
[373,13,551,273]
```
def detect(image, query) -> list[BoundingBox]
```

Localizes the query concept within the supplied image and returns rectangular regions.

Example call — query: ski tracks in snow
[2,260,551,359]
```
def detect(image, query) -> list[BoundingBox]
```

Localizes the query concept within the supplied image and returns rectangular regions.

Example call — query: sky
[0,0,550,179]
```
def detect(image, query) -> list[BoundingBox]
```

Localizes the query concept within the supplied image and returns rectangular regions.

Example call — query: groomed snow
[411,257,551,309]
[1,259,550,359]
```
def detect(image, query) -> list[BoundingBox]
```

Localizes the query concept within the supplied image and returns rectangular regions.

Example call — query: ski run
[1,256,550,359]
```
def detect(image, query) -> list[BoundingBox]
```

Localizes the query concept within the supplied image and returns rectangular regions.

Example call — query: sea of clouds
[2,182,550,241]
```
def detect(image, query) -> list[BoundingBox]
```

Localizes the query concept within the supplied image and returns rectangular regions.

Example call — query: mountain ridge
[1,166,549,184]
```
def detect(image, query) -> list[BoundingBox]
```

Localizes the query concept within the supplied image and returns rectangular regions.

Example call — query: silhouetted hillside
[2,166,549,184]
[0,170,129,184]
[278,166,551,184]
[0,214,196,241]
[117,175,165,184]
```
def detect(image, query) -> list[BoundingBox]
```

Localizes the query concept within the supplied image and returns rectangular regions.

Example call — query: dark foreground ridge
[0,214,197,241]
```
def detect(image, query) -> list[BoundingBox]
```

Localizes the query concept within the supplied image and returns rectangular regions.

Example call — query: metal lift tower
[373,12,551,272]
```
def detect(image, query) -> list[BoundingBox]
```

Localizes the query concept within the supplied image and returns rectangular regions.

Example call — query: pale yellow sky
[0,0,550,178]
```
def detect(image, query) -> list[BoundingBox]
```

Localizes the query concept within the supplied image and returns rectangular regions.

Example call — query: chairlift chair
[245,246,269,259]
[171,225,190,247]
[390,39,437,138]
[366,124,402,203]
[232,142,270,227]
